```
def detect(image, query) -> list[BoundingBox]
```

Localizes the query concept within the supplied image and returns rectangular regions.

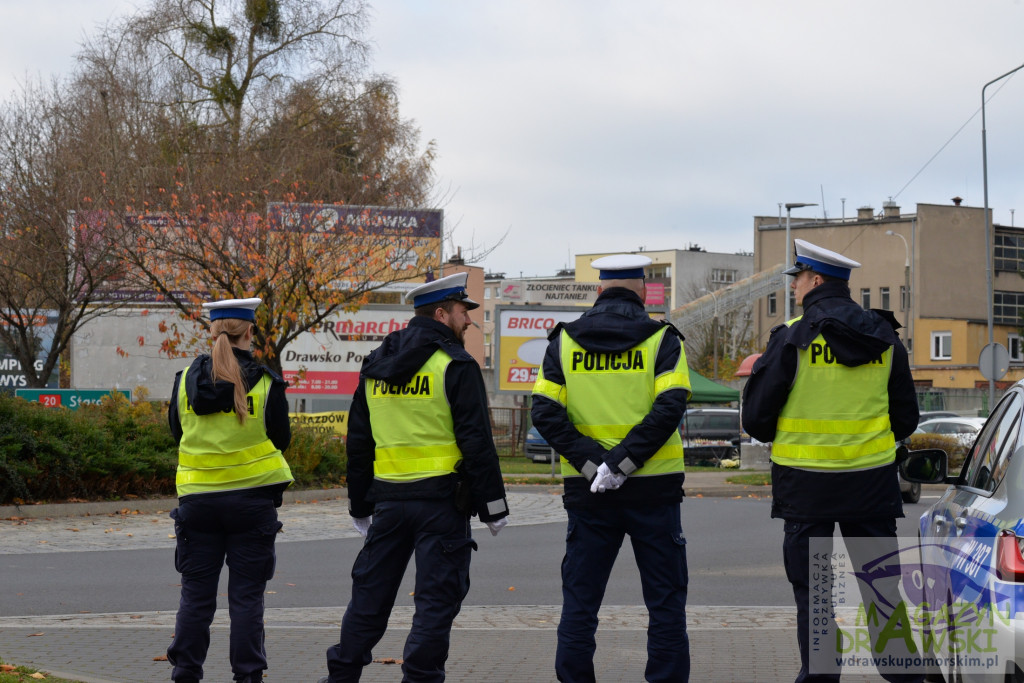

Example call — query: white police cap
[202,297,262,322]
[405,272,480,310]
[782,239,861,281]
[590,254,652,280]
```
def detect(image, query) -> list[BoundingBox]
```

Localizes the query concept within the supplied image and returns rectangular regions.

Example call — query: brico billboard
[494,306,585,393]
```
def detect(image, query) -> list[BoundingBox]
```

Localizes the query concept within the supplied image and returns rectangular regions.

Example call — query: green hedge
[0,393,347,505]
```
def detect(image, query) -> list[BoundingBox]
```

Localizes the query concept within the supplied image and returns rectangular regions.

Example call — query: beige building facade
[575,248,753,311]
[753,201,1024,390]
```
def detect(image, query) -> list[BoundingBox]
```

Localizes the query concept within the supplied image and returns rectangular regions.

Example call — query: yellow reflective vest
[771,319,897,470]
[533,327,689,478]
[176,367,294,496]
[366,349,463,482]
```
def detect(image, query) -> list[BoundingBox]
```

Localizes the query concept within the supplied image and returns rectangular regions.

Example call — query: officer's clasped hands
[589,463,627,494]
[352,516,372,537]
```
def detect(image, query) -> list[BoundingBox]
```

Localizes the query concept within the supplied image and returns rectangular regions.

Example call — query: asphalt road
[0,495,936,618]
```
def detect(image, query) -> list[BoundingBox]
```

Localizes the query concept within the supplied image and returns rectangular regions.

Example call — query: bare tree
[0,81,144,387]
[682,279,755,381]
[80,0,370,148]
[66,0,447,375]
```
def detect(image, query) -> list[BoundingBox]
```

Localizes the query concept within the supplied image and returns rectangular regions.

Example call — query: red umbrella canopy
[735,353,763,378]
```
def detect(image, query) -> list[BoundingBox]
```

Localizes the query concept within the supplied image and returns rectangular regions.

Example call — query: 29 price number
[506,367,538,384]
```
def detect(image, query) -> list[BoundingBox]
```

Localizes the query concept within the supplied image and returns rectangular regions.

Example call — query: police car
[900,380,1024,682]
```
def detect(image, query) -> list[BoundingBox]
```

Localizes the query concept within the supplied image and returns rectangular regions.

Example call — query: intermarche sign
[16,388,132,410]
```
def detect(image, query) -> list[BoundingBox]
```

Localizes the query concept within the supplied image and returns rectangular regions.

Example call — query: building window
[484,310,491,323]
[995,232,1024,272]
[899,285,908,312]
[860,288,870,309]
[994,290,1024,325]
[1010,334,1023,362]
[494,286,501,299]
[788,291,795,316]
[767,292,777,317]
[484,287,491,300]
[879,287,890,311]
[931,332,952,361]
[711,268,737,284]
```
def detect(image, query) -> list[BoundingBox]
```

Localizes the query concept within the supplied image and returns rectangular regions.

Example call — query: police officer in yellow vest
[742,240,921,683]
[531,254,691,683]
[320,272,509,683]
[166,297,293,683]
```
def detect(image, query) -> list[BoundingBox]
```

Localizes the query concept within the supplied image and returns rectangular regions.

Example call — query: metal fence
[917,388,996,417]
[490,406,530,456]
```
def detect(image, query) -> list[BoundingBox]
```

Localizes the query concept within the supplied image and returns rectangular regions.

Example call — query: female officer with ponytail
[165,297,293,683]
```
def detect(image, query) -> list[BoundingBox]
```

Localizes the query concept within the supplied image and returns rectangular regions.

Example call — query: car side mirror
[898,448,947,484]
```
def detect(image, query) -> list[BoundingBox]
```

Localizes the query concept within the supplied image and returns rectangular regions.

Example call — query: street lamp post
[784,202,817,320]
[982,63,1024,411]
[885,230,910,347]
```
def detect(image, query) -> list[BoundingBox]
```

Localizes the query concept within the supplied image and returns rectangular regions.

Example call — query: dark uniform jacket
[168,348,292,505]
[531,288,688,508]
[741,280,919,522]
[346,315,509,523]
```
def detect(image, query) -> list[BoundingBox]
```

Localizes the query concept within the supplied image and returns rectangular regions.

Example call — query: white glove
[590,463,612,493]
[352,516,372,537]
[604,472,627,491]
[486,517,508,536]
[590,463,627,493]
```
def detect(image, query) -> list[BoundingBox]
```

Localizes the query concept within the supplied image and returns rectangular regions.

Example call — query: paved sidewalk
[0,476,900,682]
[0,471,768,523]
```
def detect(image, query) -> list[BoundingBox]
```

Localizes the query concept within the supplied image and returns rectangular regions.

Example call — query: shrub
[0,392,347,505]
[0,392,178,504]
[283,427,348,488]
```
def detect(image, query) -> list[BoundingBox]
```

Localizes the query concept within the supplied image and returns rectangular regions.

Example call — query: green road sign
[15,388,132,410]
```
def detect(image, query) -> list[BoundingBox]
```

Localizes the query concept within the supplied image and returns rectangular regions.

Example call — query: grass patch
[500,457,559,475]
[725,472,771,486]
[503,476,562,485]
[0,658,85,682]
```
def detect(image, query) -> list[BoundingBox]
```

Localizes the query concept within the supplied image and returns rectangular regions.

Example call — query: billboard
[494,306,586,393]
[0,312,59,392]
[499,279,598,305]
[267,203,442,282]
[282,305,412,395]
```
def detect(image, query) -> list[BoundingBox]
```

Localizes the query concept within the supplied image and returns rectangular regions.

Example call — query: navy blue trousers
[325,499,476,683]
[166,493,282,682]
[783,519,923,683]
[556,503,689,683]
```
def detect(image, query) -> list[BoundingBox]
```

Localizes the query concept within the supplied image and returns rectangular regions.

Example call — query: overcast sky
[4,1,1024,277]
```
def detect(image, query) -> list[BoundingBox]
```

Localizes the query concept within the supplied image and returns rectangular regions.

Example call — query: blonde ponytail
[210,319,252,424]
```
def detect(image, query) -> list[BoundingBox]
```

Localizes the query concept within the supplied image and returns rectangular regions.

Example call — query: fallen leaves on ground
[153,655,168,661]
[373,658,402,665]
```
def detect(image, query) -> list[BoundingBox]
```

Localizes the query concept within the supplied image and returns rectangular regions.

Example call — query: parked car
[900,382,1024,682]
[525,426,556,463]
[679,408,741,445]
[917,410,961,426]
[915,416,987,448]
